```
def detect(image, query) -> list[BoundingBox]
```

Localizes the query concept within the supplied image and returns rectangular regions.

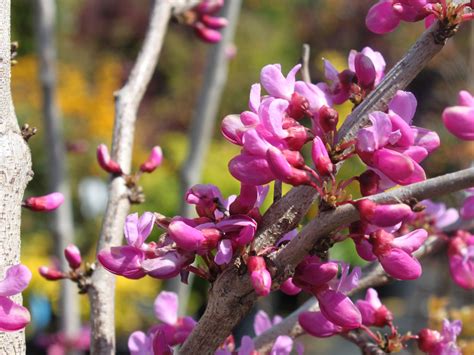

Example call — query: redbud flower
[247,256,272,297]
[442,90,474,141]
[96,144,122,174]
[260,64,301,100]
[0,264,31,331]
[355,199,412,227]
[266,147,311,186]
[448,231,474,289]
[279,277,302,296]
[24,192,64,212]
[418,319,462,355]
[299,311,343,338]
[39,266,65,281]
[318,106,339,133]
[64,244,82,269]
[139,146,163,173]
[461,192,474,220]
[356,288,393,327]
[201,14,228,29]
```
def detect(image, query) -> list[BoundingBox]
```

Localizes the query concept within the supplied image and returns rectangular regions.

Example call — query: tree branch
[87,1,178,353]
[0,0,32,352]
[180,167,474,354]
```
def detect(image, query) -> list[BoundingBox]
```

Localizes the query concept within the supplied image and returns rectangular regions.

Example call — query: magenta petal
[442,106,474,141]
[128,331,152,355]
[458,90,474,107]
[214,239,233,265]
[242,129,272,156]
[461,195,474,220]
[449,254,474,290]
[249,83,261,112]
[388,112,414,147]
[142,252,190,279]
[0,296,31,332]
[221,114,245,145]
[154,291,178,325]
[366,0,401,34]
[0,264,32,297]
[298,311,342,338]
[356,299,376,326]
[279,277,302,296]
[270,335,293,355]
[239,335,255,355]
[373,148,415,184]
[259,98,289,139]
[395,161,426,185]
[251,269,272,297]
[317,290,362,329]
[388,90,417,124]
[354,53,376,88]
[98,246,146,279]
[254,310,272,336]
[229,154,275,186]
[168,220,205,252]
[412,127,440,153]
[379,248,422,280]
[391,229,428,254]
[260,64,299,100]
[355,238,377,261]
[294,81,331,114]
[295,260,339,288]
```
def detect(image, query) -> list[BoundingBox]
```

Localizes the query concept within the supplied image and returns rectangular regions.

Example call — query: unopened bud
[287,92,309,120]
[194,22,222,43]
[418,328,441,353]
[312,137,334,176]
[248,256,272,297]
[97,144,122,174]
[201,15,228,29]
[195,0,224,14]
[358,170,380,196]
[39,266,65,281]
[24,192,64,212]
[318,106,339,133]
[64,244,82,269]
[140,146,163,173]
[354,53,376,89]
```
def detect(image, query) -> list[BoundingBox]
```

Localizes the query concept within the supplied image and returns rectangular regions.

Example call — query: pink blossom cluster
[418,319,463,355]
[128,291,196,354]
[366,1,474,34]
[192,0,228,43]
[99,183,268,282]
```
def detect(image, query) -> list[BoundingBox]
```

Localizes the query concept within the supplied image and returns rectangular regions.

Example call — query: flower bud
[266,147,311,186]
[248,256,271,296]
[201,15,228,29]
[358,170,380,196]
[318,106,339,133]
[287,92,309,120]
[39,266,65,281]
[195,0,224,14]
[140,146,163,173]
[355,199,412,227]
[24,192,64,212]
[417,328,441,353]
[280,277,302,295]
[354,53,376,89]
[64,244,82,269]
[312,137,334,176]
[97,144,123,174]
[194,22,222,43]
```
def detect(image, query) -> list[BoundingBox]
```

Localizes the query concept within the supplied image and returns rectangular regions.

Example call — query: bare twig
[301,43,311,83]
[87,1,177,353]
[341,332,387,355]
[174,0,242,315]
[35,0,80,344]
[180,167,474,353]
[0,0,32,352]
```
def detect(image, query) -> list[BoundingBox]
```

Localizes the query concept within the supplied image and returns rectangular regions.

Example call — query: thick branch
[180,167,474,354]
[87,1,175,353]
[0,0,32,352]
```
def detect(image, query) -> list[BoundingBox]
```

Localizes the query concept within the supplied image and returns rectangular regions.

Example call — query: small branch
[301,43,311,83]
[273,180,282,202]
[181,168,474,353]
[341,332,386,355]
[87,1,178,353]
[35,0,80,343]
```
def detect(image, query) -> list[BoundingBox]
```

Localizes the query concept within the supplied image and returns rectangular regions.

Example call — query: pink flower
[370,228,428,280]
[461,192,474,220]
[418,319,462,355]
[23,192,64,212]
[39,266,65,281]
[248,256,272,297]
[96,144,122,174]
[356,288,393,327]
[299,311,343,338]
[421,200,459,229]
[355,199,412,227]
[0,264,31,332]
[442,90,474,140]
[260,64,301,100]
[366,0,436,34]
[140,146,163,173]
[128,291,196,354]
[311,137,334,176]
[447,231,474,289]
[64,244,82,270]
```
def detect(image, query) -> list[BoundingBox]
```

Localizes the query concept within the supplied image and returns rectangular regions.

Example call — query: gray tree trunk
[0,0,33,353]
